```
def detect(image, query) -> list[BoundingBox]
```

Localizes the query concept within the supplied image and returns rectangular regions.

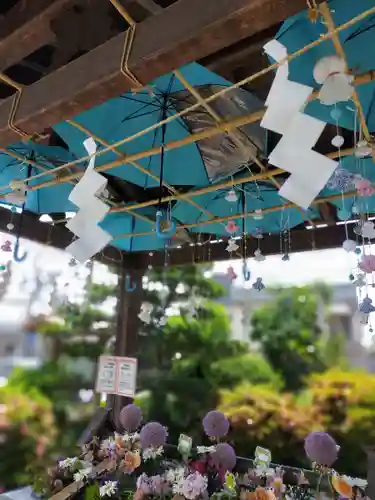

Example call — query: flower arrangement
[39,405,368,500]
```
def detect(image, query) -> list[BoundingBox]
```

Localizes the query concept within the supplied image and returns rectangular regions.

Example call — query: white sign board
[96,355,137,397]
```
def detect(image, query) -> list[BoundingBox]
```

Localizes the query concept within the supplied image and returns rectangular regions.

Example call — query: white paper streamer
[65,138,112,262]
[261,40,338,209]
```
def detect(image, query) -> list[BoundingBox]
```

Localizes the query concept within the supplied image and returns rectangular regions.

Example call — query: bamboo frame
[0,2,373,249]
[0,3,374,194]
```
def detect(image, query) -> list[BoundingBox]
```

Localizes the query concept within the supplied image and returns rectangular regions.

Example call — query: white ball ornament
[342,239,357,253]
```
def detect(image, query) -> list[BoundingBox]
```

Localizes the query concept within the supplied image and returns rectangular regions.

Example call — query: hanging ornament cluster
[225,190,238,203]
[355,137,375,159]
[227,266,237,282]
[138,302,154,324]
[226,238,239,253]
[225,220,238,234]
[4,180,27,205]
[313,55,354,106]
[252,277,265,292]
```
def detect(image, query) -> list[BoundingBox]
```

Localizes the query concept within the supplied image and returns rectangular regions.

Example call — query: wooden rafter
[0,0,309,147]
[0,0,76,71]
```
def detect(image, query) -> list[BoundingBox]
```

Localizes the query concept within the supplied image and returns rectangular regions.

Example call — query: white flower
[342,476,367,488]
[142,446,164,461]
[197,445,216,454]
[58,457,79,470]
[99,481,118,497]
[73,467,92,482]
[166,467,185,483]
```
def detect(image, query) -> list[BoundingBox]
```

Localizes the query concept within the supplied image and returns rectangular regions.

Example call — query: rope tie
[0,73,30,141]
[307,0,319,22]
[108,0,144,91]
[0,72,43,142]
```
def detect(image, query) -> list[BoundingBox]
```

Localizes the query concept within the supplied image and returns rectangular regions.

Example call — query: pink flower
[359,254,375,274]
[227,266,237,281]
[355,178,375,197]
[225,220,238,233]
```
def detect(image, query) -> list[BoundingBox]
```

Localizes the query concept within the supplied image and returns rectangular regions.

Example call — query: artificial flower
[100,481,118,497]
[225,220,239,233]
[121,451,141,473]
[142,446,164,461]
[355,178,375,197]
[58,457,79,470]
[73,466,92,482]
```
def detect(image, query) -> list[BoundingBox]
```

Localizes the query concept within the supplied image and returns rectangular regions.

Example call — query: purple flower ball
[119,404,142,431]
[211,443,237,471]
[202,410,230,438]
[139,422,167,449]
[304,431,338,466]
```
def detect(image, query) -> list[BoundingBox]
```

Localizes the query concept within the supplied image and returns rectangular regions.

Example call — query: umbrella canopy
[272,0,375,132]
[171,178,320,236]
[0,143,77,213]
[53,63,266,189]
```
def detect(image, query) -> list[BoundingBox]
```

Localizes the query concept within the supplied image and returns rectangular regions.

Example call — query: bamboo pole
[111,190,356,240]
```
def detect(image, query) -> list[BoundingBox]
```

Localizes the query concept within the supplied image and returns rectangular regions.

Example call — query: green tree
[250,285,331,391]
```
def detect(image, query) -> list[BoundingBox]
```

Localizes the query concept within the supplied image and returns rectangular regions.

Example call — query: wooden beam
[0,0,75,71]
[0,0,308,147]
[0,206,125,266]
[132,0,163,15]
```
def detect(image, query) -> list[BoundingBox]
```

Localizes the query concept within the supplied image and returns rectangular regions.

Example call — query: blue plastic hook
[155,210,176,239]
[13,239,27,263]
[242,262,251,281]
[125,275,136,292]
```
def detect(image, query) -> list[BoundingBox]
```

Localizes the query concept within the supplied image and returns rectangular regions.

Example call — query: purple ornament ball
[119,403,142,431]
[304,431,338,466]
[202,410,230,438]
[139,422,167,449]
[211,443,237,471]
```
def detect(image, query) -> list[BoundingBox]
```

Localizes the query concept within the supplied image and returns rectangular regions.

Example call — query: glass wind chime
[326,106,375,330]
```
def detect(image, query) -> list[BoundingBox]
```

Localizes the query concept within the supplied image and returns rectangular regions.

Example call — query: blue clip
[155,210,176,239]
[13,239,27,263]
[125,275,136,292]
[242,262,251,281]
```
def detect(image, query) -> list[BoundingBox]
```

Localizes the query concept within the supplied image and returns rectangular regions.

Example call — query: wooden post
[107,256,146,429]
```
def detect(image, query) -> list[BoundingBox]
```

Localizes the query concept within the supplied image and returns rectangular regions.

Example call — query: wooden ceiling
[0,0,364,265]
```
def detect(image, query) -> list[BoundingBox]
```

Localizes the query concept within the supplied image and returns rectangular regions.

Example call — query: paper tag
[254,446,271,470]
[178,434,192,456]
[95,355,137,397]
[117,357,138,397]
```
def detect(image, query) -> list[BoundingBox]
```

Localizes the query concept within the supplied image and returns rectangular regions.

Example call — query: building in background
[212,272,374,371]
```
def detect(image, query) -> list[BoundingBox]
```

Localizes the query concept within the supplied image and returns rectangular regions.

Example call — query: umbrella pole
[106,257,146,429]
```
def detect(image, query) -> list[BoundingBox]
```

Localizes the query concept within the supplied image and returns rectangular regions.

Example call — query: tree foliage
[0,385,56,490]
[250,285,331,391]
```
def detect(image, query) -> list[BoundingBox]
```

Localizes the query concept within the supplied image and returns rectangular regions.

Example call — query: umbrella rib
[65,119,216,228]
[319,2,371,143]
[120,95,161,108]
[172,69,315,226]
